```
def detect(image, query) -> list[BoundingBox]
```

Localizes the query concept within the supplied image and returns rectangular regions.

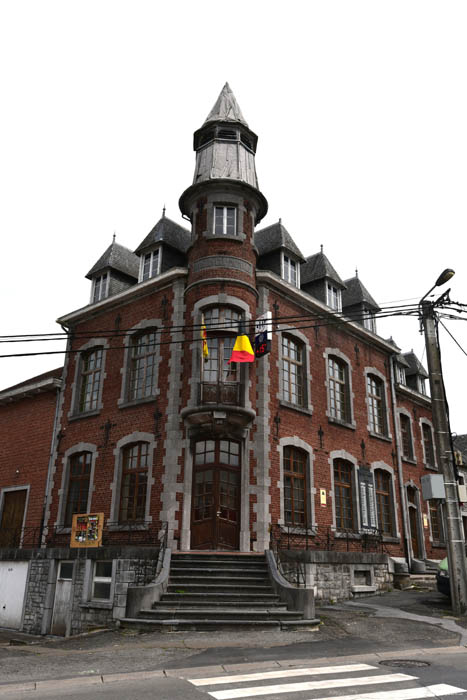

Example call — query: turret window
[141,249,160,281]
[214,206,237,236]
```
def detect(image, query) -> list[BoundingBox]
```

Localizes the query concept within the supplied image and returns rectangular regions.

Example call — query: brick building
[0,84,449,634]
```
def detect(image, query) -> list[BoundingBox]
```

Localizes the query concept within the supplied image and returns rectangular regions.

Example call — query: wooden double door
[0,490,27,548]
[191,439,241,550]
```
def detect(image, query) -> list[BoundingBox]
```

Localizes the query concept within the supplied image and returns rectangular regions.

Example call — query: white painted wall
[0,561,28,629]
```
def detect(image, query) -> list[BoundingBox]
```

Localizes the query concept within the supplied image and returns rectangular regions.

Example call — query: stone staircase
[127,552,316,631]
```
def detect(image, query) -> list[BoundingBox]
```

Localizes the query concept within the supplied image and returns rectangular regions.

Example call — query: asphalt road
[0,587,466,698]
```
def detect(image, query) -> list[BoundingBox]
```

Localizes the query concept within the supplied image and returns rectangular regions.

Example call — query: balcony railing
[199,381,241,406]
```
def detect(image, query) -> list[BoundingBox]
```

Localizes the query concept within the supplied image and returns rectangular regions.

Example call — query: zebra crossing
[186,661,466,700]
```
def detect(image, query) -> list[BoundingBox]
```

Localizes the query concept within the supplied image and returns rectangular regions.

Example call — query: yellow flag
[201,314,209,360]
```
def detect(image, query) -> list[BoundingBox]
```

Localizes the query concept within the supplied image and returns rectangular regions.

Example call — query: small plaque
[320,489,327,506]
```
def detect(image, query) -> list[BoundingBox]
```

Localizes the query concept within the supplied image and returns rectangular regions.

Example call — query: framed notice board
[70,513,104,548]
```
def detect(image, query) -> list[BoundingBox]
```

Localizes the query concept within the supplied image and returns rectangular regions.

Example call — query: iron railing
[44,521,165,549]
[199,381,241,406]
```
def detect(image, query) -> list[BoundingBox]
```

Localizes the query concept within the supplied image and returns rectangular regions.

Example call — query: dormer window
[326,283,342,312]
[141,248,160,281]
[214,206,237,236]
[418,377,427,395]
[396,365,407,385]
[92,273,109,303]
[363,310,376,333]
[282,254,300,287]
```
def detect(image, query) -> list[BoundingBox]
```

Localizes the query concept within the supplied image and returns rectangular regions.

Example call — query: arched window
[429,502,445,544]
[422,423,436,468]
[400,413,414,460]
[65,452,92,527]
[334,459,355,530]
[283,447,308,526]
[129,330,158,400]
[119,443,149,523]
[282,336,304,406]
[201,307,242,405]
[78,348,103,412]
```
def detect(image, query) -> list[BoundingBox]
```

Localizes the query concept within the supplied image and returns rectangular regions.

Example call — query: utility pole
[421,298,467,615]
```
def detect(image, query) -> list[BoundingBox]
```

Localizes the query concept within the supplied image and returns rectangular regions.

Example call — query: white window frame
[363,309,376,333]
[420,418,437,469]
[364,367,391,438]
[281,253,300,287]
[91,273,109,303]
[326,282,342,312]
[398,409,416,462]
[396,364,407,385]
[213,205,237,236]
[140,248,161,282]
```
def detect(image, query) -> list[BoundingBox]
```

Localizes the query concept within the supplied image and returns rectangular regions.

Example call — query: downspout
[39,324,71,546]
[389,353,411,571]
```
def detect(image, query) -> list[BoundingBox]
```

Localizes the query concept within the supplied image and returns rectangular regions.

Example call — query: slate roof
[86,241,139,280]
[134,216,191,256]
[385,337,406,362]
[402,351,429,378]
[254,221,305,261]
[342,276,380,311]
[300,251,346,288]
[453,435,467,463]
[204,83,248,127]
[0,367,63,394]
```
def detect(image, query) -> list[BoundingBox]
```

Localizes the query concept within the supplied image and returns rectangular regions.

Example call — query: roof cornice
[57,268,188,327]
[256,270,400,354]
[0,377,62,405]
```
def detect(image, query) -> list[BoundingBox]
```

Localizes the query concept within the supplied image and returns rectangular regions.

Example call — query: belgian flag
[228,326,254,363]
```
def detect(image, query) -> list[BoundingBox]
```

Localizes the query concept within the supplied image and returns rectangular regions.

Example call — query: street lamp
[419,269,467,616]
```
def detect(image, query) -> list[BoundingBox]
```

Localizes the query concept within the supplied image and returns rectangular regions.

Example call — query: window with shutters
[374,469,394,536]
[334,459,356,530]
[358,468,377,531]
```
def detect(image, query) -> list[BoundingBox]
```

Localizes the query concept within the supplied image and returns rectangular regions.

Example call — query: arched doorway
[191,438,241,550]
[407,486,421,558]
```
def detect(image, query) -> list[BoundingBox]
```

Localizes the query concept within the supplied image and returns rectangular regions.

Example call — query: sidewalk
[0,588,464,688]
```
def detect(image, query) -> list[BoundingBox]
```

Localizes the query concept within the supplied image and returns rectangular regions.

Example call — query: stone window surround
[0,485,30,542]
[398,407,417,464]
[364,366,392,440]
[108,432,156,529]
[188,295,253,411]
[405,480,426,560]
[277,437,316,529]
[329,450,361,533]
[55,443,98,530]
[323,347,356,429]
[118,318,162,409]
[369,460,400,540]
[419,417,438,470]
[199,193,247,242]
[277,325,313,414]
[68,338,109,419]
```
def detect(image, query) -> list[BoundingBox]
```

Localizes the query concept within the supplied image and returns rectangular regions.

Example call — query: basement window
[92,561,113,601]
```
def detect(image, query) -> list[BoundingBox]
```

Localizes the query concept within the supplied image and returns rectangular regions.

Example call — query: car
[436,557,450,596]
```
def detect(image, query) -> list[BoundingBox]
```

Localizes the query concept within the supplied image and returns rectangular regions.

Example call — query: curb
[0,645,465,695]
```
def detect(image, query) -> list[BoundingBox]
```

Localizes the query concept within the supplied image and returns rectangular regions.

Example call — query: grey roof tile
[86,241,139,280]
[134,216,191,255]
[204,83,248,127]
[300,251,346,288]
[342,276,380,311]
[254,221,305,261]
[402,351,429,378]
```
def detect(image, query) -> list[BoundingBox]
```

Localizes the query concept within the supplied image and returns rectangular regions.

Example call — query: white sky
[0,1,466,433]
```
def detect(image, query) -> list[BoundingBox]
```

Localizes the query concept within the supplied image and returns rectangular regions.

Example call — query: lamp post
[420,269,467,615]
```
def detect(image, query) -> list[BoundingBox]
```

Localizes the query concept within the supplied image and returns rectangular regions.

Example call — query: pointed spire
[113,232,116,243]
[320,244,324,253]
[355,267,358,278]
[162,205,166,218]
[204,82,248,127]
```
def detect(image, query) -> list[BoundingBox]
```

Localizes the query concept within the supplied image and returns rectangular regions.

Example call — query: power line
[439,319,467,358]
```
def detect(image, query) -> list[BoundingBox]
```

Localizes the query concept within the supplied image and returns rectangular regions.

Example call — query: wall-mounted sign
[70,513,104,548]
[320,489,327,506]
[254,312,272,358]
[423,514,428,529]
